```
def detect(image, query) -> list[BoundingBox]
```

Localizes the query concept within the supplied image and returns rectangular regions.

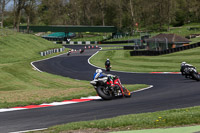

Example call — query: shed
[145,33,191,51]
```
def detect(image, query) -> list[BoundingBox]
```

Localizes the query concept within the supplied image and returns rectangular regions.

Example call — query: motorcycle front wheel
[122,87,132,98]
[96,86,113,100]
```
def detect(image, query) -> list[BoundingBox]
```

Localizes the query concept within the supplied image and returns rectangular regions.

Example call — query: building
[145,33,191,51]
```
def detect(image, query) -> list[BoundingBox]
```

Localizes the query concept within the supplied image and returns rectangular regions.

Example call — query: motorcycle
[105,65,111,71]
[90,75,131,100]
[80,49,85,54]
[67,50,71,56]
[187,67,200,81]
[181,66,200,81]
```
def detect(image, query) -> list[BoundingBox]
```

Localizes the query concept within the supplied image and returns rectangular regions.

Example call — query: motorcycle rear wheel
[192,73,200,81]
[96,86,113,100]
[106,67,110,71]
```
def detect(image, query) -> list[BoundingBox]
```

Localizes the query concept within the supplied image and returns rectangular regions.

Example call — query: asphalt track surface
[1,45,200,133]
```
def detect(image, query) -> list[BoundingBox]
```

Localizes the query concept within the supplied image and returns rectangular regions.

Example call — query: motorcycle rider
[93,69,115,81]
[93,69,106,79]
[93,69,116,91]
[180,62,195,75]
[105,59,111,69]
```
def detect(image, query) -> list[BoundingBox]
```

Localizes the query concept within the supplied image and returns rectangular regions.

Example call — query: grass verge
[37,106,200,133]
[90,43,200,73]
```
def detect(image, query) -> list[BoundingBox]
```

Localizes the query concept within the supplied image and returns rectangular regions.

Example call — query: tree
[13,0,26,31]
[95,0,107,26]
[1,0,199,32]
[0,0,10,28]
[24,0,37,32]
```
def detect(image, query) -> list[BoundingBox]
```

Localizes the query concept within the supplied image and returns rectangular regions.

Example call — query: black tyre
[192,73,200,81]
[96,86,113,100]
[185,75,189,78]
[106,67,110,71]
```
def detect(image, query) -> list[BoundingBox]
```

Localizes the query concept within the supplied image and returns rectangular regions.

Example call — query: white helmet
[96,69,102,73]
[181,62,186,67]
[107,58,109,61]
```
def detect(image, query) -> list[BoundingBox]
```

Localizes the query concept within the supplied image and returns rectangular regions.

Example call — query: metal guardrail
[40,47,65,56]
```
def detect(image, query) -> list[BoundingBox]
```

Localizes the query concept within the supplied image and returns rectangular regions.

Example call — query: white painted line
[0,84,153,113]
[41,101,78,106]
[87,48,180,75]
[10,128,47,133]
[81,96,101,100]
[87,47,103,69]
[133,85,154,93]
[7,87,152,133]
[31,52,69,73]
[0,108,27,113]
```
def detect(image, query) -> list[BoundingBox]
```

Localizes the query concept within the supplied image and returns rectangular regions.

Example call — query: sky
[5,0,14,11]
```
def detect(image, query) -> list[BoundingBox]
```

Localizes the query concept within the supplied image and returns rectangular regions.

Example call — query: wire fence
[0,28,17,36]
[146,38,170,51]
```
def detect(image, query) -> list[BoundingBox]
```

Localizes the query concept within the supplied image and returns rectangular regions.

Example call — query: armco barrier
[40,47,65,56]
[69,41,98,45]
[101,40,134,44]
[130,42,200,56]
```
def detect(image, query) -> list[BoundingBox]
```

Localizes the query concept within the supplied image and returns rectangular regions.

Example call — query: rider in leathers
[93,69,115,90]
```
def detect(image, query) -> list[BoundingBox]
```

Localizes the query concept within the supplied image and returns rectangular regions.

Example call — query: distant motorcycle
[90,75,131,100]
[67,51,71,56]
[180,63,200,81]
[80,49,85,54]
[105,65,111,71]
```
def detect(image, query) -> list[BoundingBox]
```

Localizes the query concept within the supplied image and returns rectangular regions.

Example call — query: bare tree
[96,0,107,26]
[24,0,37,33]
[0,0,10,28]
[129,0,135,31]
[13,0,26,31]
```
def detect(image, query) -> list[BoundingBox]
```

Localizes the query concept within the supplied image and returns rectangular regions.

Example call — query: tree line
[0,0,200,32]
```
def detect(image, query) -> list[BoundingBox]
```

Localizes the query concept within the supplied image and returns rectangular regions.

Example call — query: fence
[124,45,145,50]
[40,47,65,56]
[130,42,200,56]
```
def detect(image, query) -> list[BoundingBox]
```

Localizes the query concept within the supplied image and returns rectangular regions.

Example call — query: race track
[0,45,200,133]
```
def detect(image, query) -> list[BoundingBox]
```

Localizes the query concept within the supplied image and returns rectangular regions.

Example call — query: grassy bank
[0,30,92,108]
[39,106,200,133]
[90,44,200,73]
[0,30,147,108]
[90,26,200,73]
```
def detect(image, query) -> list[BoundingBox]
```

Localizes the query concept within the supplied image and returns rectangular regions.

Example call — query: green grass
[0,30,94,108]
[190,37,200,44]
[166,24,200,37]
[38,106,200,133]
[148,23,200,37]
[0,29,147,108]
[90,43,200,73]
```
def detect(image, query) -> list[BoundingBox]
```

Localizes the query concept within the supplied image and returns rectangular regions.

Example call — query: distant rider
[105,59,111,68]
[180,62,195,75]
